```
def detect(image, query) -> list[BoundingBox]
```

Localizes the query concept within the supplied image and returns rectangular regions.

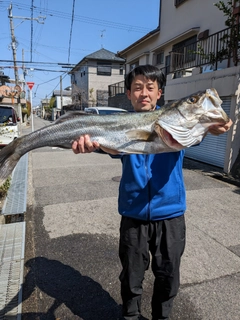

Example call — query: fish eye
[188,96,197,103]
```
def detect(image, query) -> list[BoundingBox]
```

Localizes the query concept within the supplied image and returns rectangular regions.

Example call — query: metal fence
[109,24,240,97]
[169,23,240,74]
[108,80,125,97]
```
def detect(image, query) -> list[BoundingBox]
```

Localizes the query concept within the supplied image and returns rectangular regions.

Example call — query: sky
[0,0,160,106]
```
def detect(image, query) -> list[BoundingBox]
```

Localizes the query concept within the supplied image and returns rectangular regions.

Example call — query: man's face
[127,75,162,112]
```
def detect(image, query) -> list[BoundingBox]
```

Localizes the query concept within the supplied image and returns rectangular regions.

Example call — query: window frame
[175,0,187,7]
[156,52,164,65]
[97,62,112,76]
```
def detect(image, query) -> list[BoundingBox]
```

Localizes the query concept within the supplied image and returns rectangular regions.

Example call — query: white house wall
[56,96,72,109]
[159,0,227,46]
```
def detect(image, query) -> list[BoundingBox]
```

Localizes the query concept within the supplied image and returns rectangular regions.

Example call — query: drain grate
[2,154,28,216]
[0,222,25,320]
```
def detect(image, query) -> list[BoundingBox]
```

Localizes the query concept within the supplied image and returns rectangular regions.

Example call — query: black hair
[124,64,166,91]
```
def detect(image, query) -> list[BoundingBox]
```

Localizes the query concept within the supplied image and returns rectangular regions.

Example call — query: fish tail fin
[0,139,23,185]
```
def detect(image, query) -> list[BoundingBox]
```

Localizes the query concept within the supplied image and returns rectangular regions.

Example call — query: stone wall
[108,94,133,111]
[96,90,108,106]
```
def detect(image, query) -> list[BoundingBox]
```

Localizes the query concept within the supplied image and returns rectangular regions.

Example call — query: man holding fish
[75,65,232,320]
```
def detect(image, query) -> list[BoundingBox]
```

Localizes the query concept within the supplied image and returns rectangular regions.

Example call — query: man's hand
[72,135,100,154]
[208,119,233,135]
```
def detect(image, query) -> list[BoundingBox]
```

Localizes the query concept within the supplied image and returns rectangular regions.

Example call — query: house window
[172,36,197,51]
[172,35,197,64]
[97,63,112,76]
[175,0,188,7]
[156,52,164,64]
[130,62,139,70]
[120,64,124,75]
[165,55,171,75]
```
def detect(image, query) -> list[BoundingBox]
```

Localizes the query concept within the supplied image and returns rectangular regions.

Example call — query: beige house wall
[122,0,229,71]
[159,0,226,45]
[124,37,159,72]
[88,65,125,103]
[72,63,125,107]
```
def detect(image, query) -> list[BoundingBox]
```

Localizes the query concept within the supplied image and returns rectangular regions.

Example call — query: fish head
[177,88,228,124]
[157,88,230,148]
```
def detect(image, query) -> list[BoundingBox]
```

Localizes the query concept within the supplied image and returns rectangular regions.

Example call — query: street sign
[26,82,35,90]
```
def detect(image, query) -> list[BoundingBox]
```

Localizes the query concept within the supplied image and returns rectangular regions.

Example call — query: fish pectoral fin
[126,129,157,141]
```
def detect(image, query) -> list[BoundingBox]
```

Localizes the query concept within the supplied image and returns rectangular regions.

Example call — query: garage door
[185,96,231,168]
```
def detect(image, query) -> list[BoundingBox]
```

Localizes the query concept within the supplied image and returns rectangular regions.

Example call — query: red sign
[27,82,35,90]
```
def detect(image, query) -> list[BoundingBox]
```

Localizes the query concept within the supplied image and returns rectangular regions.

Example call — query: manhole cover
[112,176,121,182]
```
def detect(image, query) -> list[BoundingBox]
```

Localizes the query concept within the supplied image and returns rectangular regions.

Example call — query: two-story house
[69,48,125,109]
[111,0,240,176]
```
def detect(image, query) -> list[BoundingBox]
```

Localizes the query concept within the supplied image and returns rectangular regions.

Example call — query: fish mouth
[156,125,184,150]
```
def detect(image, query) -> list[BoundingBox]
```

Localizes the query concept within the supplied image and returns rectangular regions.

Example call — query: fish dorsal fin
[126,129,157,141]
[55,111,91,124]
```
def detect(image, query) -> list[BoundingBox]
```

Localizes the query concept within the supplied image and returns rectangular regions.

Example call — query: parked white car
[0,105,20,147]
[84,106,128,115]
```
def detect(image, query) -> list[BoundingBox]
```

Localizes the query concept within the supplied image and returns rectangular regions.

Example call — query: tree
[214,0,240,66]
[190,1,240,68]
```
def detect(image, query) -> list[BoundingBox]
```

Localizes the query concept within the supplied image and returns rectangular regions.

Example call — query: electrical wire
[1,1,151,33]
[46,72,68,97]
[68,0,75,64]
[33,73,67,96]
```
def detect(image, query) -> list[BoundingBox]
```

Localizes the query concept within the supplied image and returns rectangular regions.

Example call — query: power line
[34,73,68,96]
[0,59,69,66]
[1,66,67,72]
[68,0,75,64]
[0,59,125,69]
[1,1,151,33]
[46,73,69,97]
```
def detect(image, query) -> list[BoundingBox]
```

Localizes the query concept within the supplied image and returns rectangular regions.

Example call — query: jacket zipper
[145,155,151,220]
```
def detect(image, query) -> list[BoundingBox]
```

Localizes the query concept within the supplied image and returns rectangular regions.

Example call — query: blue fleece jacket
[116,104,186,221]
[118,150,186,221]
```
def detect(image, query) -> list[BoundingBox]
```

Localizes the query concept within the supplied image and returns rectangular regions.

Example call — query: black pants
[119,215,186,320]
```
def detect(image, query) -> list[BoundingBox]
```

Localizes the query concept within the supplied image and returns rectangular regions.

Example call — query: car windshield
[98,110,126,115]
[0,107,13,124]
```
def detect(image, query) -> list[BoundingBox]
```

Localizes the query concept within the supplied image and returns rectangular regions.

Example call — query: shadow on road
[1,257,121,320]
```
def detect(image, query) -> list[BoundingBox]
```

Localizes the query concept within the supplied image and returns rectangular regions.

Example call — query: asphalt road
[21,116,240,320]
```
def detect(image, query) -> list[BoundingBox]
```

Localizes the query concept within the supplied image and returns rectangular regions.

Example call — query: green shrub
[0,177,11,199]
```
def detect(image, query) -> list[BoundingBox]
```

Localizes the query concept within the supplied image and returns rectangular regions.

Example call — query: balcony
[108,80,125,97]
[166,23,240,77]
[109,24,240,97]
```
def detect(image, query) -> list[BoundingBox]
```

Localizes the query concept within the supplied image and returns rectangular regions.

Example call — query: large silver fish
[0,88,229,185]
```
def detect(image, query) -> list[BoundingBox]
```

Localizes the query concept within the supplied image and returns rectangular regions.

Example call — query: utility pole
[8,3,46,84]
[8,4,19,85]
[22,49,27,92]
[8,4,45,125]
[60,75,63,115]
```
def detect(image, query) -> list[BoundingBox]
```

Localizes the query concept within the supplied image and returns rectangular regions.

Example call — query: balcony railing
[109,24,240,97]
[168,23,240,74]
[108,80,125,97]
